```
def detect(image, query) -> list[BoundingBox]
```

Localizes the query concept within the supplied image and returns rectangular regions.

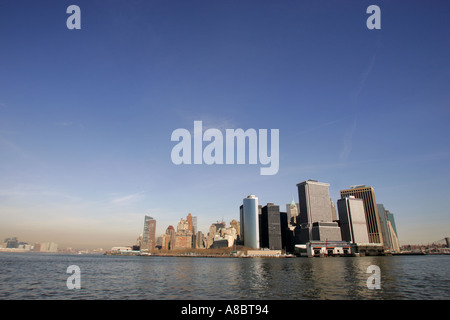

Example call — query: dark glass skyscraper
[260,203,282,250]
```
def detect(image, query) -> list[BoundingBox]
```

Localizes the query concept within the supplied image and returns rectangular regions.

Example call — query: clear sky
[1,0,449,249]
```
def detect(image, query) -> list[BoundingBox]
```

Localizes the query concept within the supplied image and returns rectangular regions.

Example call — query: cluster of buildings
[240,180,401,257]
[117,179,400,257]
[0,237,59,253]
[132,213,241,253]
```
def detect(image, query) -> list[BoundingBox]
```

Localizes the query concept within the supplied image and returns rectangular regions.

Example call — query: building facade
[230,219,241,241]
[340,186,384,245]
[240,195,260,249]
[260,203,282,250]
[286,199,299,226]
[338,196,370,244]
[196,231,205,248]
[141,215,156,251]
[377,204,400,252]
[297,180,341,243]
[161,225,175,250]
[174,216,193,249]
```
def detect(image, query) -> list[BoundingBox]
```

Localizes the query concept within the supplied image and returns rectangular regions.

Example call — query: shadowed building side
[260,203,282,250]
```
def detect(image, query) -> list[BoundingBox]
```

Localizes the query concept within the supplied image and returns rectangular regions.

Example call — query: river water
[0,253,448,300]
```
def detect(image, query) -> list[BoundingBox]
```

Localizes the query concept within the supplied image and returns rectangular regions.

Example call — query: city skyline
[1,1,450,249]
[0,180,432,251]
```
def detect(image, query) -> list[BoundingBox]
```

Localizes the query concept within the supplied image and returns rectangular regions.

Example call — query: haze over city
[1,1,449,249]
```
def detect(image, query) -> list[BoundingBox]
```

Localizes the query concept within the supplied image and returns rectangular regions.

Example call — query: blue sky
[1,0,449,249]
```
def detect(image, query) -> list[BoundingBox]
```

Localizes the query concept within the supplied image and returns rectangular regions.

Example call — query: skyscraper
[163,225,175,250]
[286,198,299,225]
[298,180,334,225]
[240,195,260,249]
[230,219,241,241]
[184,213,197,248]
[260,203,282,250]
[297,180,341,243]
[141,215,156,251]
[187,213,193,233]
[377,204,400,252]
[192,215,197,234]
[196,231,205,248]
[330,199,338,221]
[174,216,193,249]
[340,186,384,245]
[338,196,370,244]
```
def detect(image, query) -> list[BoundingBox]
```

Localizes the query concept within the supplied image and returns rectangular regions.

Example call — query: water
[0,253,449,300]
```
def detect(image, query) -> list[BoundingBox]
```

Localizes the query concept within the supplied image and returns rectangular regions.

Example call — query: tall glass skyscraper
[240,195,260,249]
[377,204,400,252]
[141,215,156,251]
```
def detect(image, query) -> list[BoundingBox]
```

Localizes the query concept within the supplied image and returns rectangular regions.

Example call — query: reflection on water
[0,253,449,299]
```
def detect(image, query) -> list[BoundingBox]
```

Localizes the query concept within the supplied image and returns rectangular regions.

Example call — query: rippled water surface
[0,253,449,299]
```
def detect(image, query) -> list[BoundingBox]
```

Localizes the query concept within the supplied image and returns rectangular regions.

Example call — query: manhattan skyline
[1,1,449,249]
